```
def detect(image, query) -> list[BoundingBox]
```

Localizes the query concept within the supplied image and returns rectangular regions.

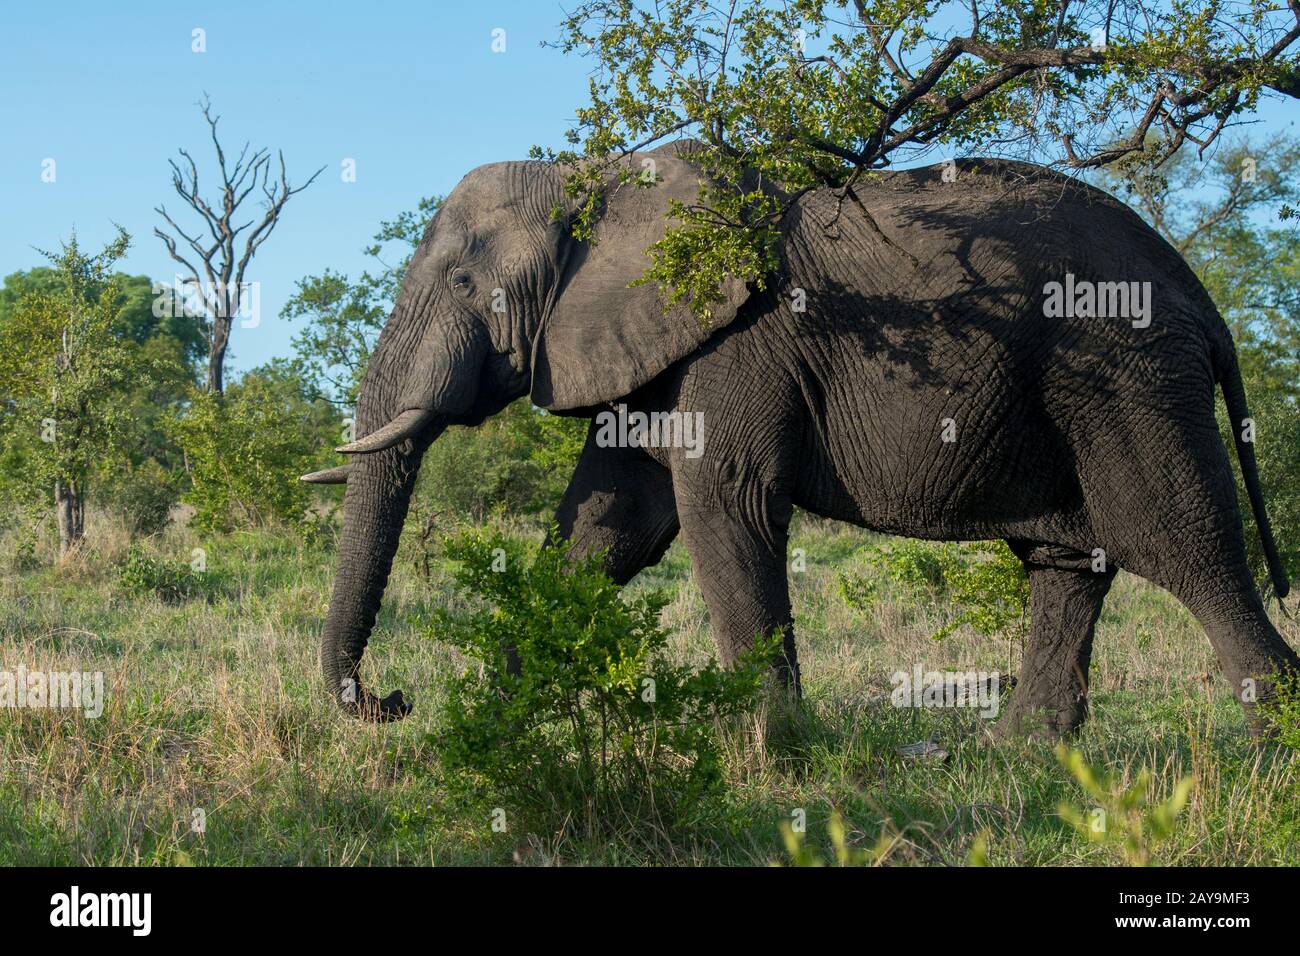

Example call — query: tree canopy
[542,0,1300,314]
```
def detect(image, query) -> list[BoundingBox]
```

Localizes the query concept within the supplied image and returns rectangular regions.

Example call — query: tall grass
[1,510,1297,865]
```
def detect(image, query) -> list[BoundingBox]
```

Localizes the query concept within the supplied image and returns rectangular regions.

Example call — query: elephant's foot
[991,686,1087,742]
[363,688,413,722]
[1234,670,1300,740]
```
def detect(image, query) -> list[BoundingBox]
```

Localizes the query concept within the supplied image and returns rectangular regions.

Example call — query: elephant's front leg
[672,456,801,693]
[554,418,680,583]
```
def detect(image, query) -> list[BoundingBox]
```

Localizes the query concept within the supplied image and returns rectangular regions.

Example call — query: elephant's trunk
[319,428,437,720]
[316,232,487,719]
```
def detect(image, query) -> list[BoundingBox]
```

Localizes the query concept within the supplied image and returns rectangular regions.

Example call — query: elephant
[303,140,1298,740]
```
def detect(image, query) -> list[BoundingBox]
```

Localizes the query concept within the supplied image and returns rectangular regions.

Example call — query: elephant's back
[853,159,1213,312]
[756,161,1231,541]
[782,158,1222,360]
[773,160,1227,491]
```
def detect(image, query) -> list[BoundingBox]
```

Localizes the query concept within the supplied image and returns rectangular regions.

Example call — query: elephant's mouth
[300,408,441,485]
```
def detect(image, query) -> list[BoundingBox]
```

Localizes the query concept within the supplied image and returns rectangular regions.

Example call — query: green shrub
[932,541,1030,642]
[3,514,44,573]
[428,527,771,838]
[1055,745,1193,866]
[779,810,880,866]
[836,569,880,610]
[118,544,205,603]
[836,539,954,611]
[416,400,587,522]
[168,362,340,533]
[109,459,180,536]
[839,538,1029,642]
[837,541,951,608]
[1260,670,1300,750]
[12,529,39,572]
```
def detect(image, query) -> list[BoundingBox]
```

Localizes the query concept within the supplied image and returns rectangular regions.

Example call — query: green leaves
[631,195,782,320]
[0,231,147,511]
[427,527,771,836]
[1056,744,1194,865]
[414,400,587,522]
[934,541,1031,643]
[1258,670,1300,750]
[838,538,1029,643]
[118,543,208,604]
[166,363,342,533]
[550,0,1299,316]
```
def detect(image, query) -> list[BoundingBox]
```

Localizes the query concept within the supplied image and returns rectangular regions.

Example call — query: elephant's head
[312,142,752,719]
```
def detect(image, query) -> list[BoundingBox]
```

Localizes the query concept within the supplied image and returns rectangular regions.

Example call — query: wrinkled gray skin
[311,142,1298,739]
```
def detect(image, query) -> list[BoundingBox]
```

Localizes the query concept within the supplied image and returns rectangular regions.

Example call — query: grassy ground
[1,511,1298,866]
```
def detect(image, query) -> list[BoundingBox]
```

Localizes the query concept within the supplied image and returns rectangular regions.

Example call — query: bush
[168,362,341,533]
[1055,745,1193,866]
[118,543,206,603]
[837,539,952,611]
[428,527,771,838]
[1260,670,1300,751]
[415,399,587,522]
[933,540,1030,642]
[839,538,1029,642]
[109,459,180,536]
[2,513,44,573]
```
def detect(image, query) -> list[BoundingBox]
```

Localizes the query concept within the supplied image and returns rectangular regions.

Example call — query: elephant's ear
[530,142,751,411]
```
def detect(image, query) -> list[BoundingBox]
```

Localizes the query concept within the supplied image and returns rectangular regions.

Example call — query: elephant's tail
[1217,340,1289,599]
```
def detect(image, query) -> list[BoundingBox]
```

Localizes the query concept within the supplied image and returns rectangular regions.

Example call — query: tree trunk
[55,477,84,559]
[206,314,232,393]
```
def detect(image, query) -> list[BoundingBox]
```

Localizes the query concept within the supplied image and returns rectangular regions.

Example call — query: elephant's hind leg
[1149,562,1298,735]
[554,419,680,584]
[994,543,1116,740]
[1086,422,1300,734]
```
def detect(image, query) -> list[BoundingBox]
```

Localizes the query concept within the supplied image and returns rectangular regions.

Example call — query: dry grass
[1,510,1297,865]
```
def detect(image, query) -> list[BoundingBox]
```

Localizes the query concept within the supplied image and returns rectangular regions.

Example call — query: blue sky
[1,2,1296,375]
[0,1,592,373]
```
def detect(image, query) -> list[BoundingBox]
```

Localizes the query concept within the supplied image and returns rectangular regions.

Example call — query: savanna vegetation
[2,0,1299,865]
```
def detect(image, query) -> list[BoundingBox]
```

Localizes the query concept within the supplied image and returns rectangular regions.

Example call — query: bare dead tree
[155,96,324,393]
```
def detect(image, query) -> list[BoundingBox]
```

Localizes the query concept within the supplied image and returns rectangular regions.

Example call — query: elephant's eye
[450,270,472,293]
